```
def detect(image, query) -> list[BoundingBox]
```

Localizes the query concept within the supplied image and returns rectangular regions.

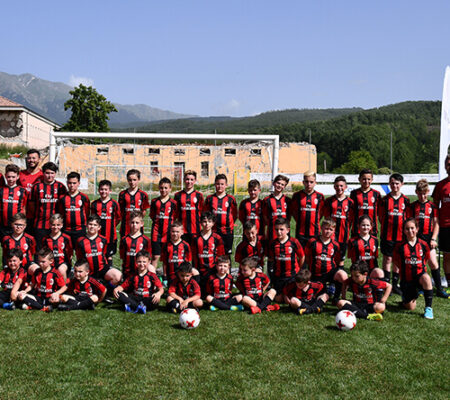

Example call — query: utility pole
[390,129,393,171]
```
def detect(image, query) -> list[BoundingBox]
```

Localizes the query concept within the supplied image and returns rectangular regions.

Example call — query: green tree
[62,84,117,132]
[336,150,378,174]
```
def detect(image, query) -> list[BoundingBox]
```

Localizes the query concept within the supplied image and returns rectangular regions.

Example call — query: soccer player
[150,177,177,267]
[305,218,348,302]
[239,179,264,237]
[378,173,410,294]
[114,250,164,314]
[235,220,265,272]
[0,164,28,241]
[0,249,28,310]
[76,214,122,285]
[432,155,450,289]
[204,174,238,255]
[282,269,329,315]
[58,259,107,311]
[350,168,381,236]
[205,256,243,311]
[323,175,354,268]
[118,169,150,238]
[267,217,305,301]
[174,170,204,246]
[42,214,73,281]
[290,171,324,249]
[393,218,434,319]
[28,161,67,249]
[90,179,121,267]
[119,210,152,279]
[13,248,67,312]
[409,179,448,298]
[338,260,392,321]
[236,257,279,314]
[58,171,90,248]
[167,261,203,313]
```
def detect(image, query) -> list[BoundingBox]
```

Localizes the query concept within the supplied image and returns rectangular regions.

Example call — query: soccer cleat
[42,305,53,313]
[136,303,147,314]
[423,307,434,320]
[230,305,244,311]
[250,306,262,314]
[2,302,15,310]
[392,285,403,296]
[327,284,336,296]
[418,290,424,297]
[298,308,307,315]
[367,313,383,321]
[22,304,32,310]
[266,304,280,312]
[57,304,71,311]
[209,305,217,311]
[315,307,322,314]
[124,304,134,313]
[436,289,450,299]
[171,307,179,314]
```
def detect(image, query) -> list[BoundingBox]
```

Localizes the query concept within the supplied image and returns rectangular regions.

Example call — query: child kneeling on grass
[236,257,279,314]
[0,249,28,310]
[337,260,391,321]
[114,250,164,314]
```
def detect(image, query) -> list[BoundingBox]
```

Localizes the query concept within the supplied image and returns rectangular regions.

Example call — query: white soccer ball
[179,308,200,329]
[335,310,357,331]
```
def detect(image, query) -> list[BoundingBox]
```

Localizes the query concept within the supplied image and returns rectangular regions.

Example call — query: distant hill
[0,71,194,126]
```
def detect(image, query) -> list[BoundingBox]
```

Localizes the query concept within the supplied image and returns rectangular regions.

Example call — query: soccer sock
[423,289,433,308]
[118,292,131,305]
[375,289,384,303]
[77,298,95,310]
[211,298,231,310]
[342,303,367,319]
[258,296,272,311]
[383,270,391,282]
[316,299,325,309]
[333,281,342,300]
[23,297,43,310]
[267,261,275,280]
[392,273,400,287]
[431,269,443,291]
[168,300,180,312]
[445,273,450,286]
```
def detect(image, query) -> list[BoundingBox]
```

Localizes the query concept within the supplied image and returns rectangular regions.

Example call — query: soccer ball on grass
[179,308,200,329]
[335,310,357,331]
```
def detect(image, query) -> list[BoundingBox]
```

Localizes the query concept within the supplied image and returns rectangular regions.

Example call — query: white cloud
[68,75,95,87]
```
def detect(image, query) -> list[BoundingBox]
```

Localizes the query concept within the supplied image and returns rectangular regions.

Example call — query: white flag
[440,66,450,179]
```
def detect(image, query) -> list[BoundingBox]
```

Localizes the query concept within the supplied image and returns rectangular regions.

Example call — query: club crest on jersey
[371,197,375,203]
[147,281,151,288]
[139,243,144,250]
[427,208,432,214]
[419,249,423,256]
[49,278,54,285]
[401,203,405,210]
[288,247,293,254]
[138,200,142,206]
[61,243,65,249]
[225,201,229,207]
[330,248,334,255]
[109,207,113,213]
[78,200,83,206]
[99,242,104,248]
[193,197,197,204]
[344,205,348,212]
[314,198,318,205]
[167,207,171,213]
[23,244,29,250]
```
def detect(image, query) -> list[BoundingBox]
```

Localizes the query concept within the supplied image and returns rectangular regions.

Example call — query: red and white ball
[335,310,357,331]
[179,308,200,329]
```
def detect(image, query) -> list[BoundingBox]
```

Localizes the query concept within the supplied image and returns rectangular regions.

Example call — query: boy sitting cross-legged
[114,250,164,314]
[58,259,107,311]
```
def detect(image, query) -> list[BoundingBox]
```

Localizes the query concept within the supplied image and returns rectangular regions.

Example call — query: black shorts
[34,228,51,250]
[297,235,312,250]
[151,241,162,256]
[401,275,425,304]
[438,227,450,253]
[312,268,339,286]
[418,233,432,245]
[181,233,196,247]
[338,242,347,262]
[272,276,295,293]
[93,266,111,282]
[0,225,11,242]
[380,239,400,257]
[65,229,86,250]
[106,241,118,258]
[352,302,375,314]
[0,290,11,304]
[219,233,234,255]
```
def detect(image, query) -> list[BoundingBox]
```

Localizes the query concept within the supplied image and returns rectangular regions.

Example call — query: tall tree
[62,84,117,132]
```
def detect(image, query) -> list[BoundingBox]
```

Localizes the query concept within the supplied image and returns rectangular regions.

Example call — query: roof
[0,95,22,107]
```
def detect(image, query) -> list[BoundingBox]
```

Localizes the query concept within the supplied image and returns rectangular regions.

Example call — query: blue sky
[3,1,450,116]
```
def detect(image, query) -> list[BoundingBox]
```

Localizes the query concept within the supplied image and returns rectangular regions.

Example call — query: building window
[174,149,185,156]
[123,148,134,155]
[224,148,236,156]
[200,148,211,156]
[97,147,109,155]
[150,161,159,175]
[201,161,209,178]
[250,148,262,156]
[148,148,160,155]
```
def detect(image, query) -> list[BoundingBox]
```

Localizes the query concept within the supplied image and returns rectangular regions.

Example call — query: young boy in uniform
[282,269,329,315]
[114,250,164,314]
[338,260,392,321]
[239,179,264,238]
[235,221,265,272]
[90,179,122,267]
[205,255,243,311]
[167,261,203,313]
[378,173,410,294]
[0,249,28,310]
[204,174,237,255]
[150,177,177,267]
[58,259,107,311]
[118,169,150,238]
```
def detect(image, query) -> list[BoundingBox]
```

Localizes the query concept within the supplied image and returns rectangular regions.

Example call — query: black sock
[211,298,231,310]
[375,289,384,303]
[316,299,325,309]
[77,298,95,310]
[423,289,433,308]
[333,281,342,300]
[342,303,367,319]
[168,300,180,312]
[118,292,131,305]
[392,273,400,287]
[65,299,78,310]
[258,296,272,310]
[24,297,43,310]
[383,270,391,282]
[431,269,443,291]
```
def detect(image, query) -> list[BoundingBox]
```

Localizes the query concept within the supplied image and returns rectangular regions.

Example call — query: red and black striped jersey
[408,200,437,238]
[378,193,410,242]
[0,185,28,227]
[0,267,27,291]
[90,198,121,243]
[121,271,163,297]
[239,198,264,236]
[235,236,265,267]
[206,273,234,300]
[394,239,430,282]
[282,281,324,301]
[1,233,36,268]
[168,277,201,299]
[350,188,381,235]
[345,277,388,305]
[67,276,106,297]
[0,173,4,187]
[118,189,150,237]
[161,240,192,282]
[174,190,204,236]
[268,237,305,279]
[192,232,225,276]
[58,192,90,232]
[348,235,379,271]
[236,272,270,299]
[305,237,341,278]
[432,177,450,228]
[76,235,108,276]
[30,181,67,229]
[119,234,152,277]
[32,268,65,299]
[323,195,354,244]
[290,190,324,240]
[204,194,238,235]
[42,233,73,267]
[150,197,177,243]
[262,194,291,242]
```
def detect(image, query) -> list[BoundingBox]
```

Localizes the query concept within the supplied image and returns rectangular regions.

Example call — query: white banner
[440,66,450,179]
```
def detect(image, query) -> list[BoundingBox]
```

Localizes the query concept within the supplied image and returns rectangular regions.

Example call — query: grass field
[0,192,449,399]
